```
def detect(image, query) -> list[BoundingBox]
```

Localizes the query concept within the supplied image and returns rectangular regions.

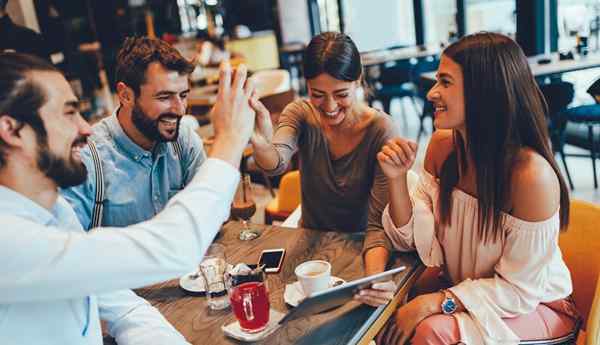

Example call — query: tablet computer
[279,265,406,325]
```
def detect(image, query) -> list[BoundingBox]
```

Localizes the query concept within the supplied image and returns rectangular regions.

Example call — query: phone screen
[259,250,284,270]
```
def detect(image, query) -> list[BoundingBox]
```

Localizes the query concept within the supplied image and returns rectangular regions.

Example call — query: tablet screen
[279,265,406,325]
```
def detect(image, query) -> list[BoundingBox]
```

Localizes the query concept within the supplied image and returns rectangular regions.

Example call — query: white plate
[179,271,206,295]
[221,309,285,342]
[179,264,234,295]
[283,276,346,307]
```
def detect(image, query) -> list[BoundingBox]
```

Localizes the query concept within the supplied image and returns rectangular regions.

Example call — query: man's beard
[37,135,88,189]
[131,103,181,143]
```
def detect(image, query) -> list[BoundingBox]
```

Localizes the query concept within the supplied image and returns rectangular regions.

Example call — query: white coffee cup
[295,260,331,297]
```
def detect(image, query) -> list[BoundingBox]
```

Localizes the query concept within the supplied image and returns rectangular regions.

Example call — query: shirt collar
[0,186,58,225]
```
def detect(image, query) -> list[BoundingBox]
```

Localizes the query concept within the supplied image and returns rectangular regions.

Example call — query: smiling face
[31,71,92,187]
[129,62,190,142]
[306,73,359,127]
[427,55,466,132]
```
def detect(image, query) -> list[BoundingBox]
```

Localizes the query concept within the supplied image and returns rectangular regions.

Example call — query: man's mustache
[157,113,181,122]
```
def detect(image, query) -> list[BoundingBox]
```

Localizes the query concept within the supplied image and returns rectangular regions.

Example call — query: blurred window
[341,0,416,52]
[423,0,458,45]
[466,0,516,37]
[558,0,600,52]
[318,0,341,32]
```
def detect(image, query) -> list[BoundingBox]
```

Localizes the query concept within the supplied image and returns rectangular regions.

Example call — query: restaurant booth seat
[265,170,300,225]
[558,199,600,345]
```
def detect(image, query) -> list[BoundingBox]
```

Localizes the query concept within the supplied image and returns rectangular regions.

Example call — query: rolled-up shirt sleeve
[0,158,239,303]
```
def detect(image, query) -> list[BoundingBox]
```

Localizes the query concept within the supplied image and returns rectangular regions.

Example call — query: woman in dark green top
[250,32,400,306]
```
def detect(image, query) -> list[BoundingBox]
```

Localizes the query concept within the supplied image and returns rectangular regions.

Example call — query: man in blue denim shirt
[62,37,206,229]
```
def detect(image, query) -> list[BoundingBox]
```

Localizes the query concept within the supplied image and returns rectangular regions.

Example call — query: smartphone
[258,248,286,273]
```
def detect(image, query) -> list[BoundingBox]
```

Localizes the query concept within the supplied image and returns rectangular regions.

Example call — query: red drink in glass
[229,282,270,333]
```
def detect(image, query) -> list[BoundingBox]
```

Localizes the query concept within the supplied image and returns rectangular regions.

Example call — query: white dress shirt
[0,158,239,344]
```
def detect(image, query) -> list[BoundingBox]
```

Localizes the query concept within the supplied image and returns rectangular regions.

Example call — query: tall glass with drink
[231,174,261,240]
[228,267,270,333]
[199,243,230,310]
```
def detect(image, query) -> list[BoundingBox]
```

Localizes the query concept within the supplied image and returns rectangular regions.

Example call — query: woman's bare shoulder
[510,148,561,221]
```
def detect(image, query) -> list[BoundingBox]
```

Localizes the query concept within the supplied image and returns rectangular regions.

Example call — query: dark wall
[222,0,276,33]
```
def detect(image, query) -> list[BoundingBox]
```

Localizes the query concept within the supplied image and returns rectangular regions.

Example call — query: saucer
[221,309,285,342]
[179,271,206,295]
[283,276,346,307]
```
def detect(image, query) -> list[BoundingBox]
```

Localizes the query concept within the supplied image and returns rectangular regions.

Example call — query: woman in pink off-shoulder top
[371,33,580,345]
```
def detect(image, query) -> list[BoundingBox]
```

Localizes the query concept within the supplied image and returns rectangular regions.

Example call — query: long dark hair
[303,32,362,82]
[438,32,570,241]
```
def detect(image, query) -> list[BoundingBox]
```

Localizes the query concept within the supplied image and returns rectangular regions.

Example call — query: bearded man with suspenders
[62,37,206,229]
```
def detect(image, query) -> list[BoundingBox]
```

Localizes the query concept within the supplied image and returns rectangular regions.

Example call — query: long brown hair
[438,32,570,242]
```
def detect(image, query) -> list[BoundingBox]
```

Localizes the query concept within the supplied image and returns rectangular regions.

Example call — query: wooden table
[104,222,423,345]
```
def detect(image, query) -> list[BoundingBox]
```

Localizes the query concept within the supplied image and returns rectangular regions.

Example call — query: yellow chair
[558,199,600,345]
[265,170,300,225]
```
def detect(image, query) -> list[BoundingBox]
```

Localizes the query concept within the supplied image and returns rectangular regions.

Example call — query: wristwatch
[440,289,458,315]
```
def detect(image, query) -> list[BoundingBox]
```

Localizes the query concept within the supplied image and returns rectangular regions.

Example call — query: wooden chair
[265,170,300,225]
[558,199,600,344]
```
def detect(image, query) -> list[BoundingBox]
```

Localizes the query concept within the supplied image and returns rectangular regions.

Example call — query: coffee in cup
[294,260,331,296]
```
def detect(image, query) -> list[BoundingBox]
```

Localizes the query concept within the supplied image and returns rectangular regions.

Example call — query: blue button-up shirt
[61,110,206,229]
[0,187,190,344]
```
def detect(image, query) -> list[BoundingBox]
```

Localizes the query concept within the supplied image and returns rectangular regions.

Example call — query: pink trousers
[409,301,577,345]
[379,268,580,345]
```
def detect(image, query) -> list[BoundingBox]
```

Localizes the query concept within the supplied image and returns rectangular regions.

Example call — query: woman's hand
[354,281,397,307]
[377,138,418,180]
[376,293,443,345]
[249,97,274,149]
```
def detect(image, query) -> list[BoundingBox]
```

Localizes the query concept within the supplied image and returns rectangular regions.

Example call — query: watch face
[442,298,457,314]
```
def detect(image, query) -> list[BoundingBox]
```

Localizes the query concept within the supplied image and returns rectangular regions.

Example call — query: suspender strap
[172,140,182,159]
[88,140,104,229]
[88,139,182,230]
[171,140,185,189]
